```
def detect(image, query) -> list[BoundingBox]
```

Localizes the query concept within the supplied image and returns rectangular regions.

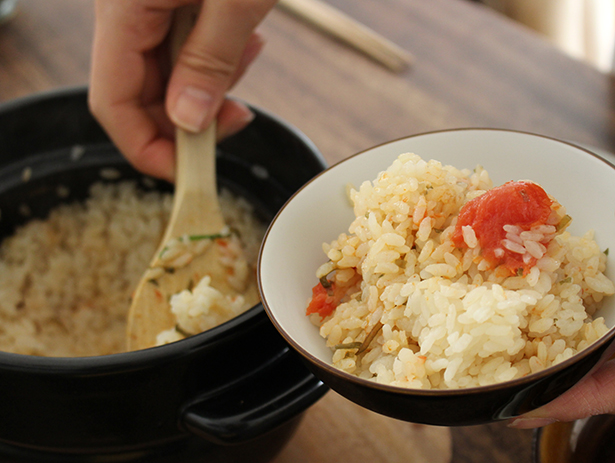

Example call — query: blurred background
[2,0,614,73]
[480,0,615,73]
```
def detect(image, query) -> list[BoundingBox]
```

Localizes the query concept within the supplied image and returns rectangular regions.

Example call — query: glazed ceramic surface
[259,129,615,426]
[0,88,328,461]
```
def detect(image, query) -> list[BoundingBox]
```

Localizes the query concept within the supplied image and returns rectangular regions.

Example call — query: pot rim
[0,302,268,370]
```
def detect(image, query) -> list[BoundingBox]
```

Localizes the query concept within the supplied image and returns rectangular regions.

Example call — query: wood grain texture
[233,0,615,165]
[0,0,92,100]
[3,0,614,461]
[272,391,452,463]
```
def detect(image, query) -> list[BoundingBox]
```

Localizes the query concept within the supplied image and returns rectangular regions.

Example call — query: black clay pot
[0,87,328,462]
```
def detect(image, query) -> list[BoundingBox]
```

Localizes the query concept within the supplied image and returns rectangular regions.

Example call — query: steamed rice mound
[309,153,615,389]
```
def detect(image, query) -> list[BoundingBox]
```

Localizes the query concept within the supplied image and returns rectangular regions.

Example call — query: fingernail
[217,103,255,140]
[171,86,212,132]
[232,100,255,124]
[507,417,558,429]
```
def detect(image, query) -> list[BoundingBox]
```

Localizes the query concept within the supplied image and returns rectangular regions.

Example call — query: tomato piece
[452,180,553,274]
[306,282,340,319]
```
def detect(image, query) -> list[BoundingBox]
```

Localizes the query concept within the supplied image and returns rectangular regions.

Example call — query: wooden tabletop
[2,0,614,461]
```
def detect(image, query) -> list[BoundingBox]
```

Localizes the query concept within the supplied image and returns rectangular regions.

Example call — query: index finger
[165,0,277,132]
[89,0,188,181]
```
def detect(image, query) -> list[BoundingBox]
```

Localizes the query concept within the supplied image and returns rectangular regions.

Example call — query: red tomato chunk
[452,180,554,275]
[306,282,340,319]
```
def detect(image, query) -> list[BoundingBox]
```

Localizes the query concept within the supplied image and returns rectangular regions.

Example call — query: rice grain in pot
[0,181,264,357]
[306,153,614,389]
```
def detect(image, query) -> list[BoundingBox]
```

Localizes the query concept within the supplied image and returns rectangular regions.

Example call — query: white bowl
[258,129,615,425]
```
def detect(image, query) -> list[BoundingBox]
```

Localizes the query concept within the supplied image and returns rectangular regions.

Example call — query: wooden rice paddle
[126,5,229,351]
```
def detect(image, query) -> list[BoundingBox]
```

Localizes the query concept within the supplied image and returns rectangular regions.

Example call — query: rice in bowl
[306,153,614,389]
[0,181,264,356]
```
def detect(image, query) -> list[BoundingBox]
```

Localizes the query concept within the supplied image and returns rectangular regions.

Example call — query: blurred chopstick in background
[277,0,413,72]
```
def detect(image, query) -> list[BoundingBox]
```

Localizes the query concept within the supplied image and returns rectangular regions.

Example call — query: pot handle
[179,348,328,445]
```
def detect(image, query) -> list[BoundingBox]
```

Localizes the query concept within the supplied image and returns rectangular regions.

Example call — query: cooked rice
[0,181,263,357]
[309,153,614,389]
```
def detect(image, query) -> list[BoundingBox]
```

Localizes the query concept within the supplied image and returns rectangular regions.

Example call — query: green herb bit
[319,267,337,292]
[357,321,384,355]
[556,215,572,232]
[559,276,572,284]
[334,342,362,350]
[189,232,231,241]
[158,232,232,259]
[605,248,610,256]
[175,325,195,338]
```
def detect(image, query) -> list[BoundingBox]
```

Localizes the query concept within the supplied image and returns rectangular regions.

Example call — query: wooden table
[2,0,614,461]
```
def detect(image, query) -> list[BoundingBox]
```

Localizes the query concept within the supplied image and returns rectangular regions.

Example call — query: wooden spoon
[126,5,228,351]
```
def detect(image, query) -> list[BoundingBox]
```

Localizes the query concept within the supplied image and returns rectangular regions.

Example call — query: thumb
[165,0,276,133]
[508,358,615,428]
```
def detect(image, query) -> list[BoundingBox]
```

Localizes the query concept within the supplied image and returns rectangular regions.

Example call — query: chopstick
[277,0,413,72]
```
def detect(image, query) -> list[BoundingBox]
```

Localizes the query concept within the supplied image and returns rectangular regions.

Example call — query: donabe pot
[0,88,328,462]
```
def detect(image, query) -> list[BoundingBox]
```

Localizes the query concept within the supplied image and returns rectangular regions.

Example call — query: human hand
[508,358,615,428]
[89,0,277,182]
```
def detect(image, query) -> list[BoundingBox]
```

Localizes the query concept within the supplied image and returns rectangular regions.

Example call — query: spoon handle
[161,4,225,244]
[160,123,223,244]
